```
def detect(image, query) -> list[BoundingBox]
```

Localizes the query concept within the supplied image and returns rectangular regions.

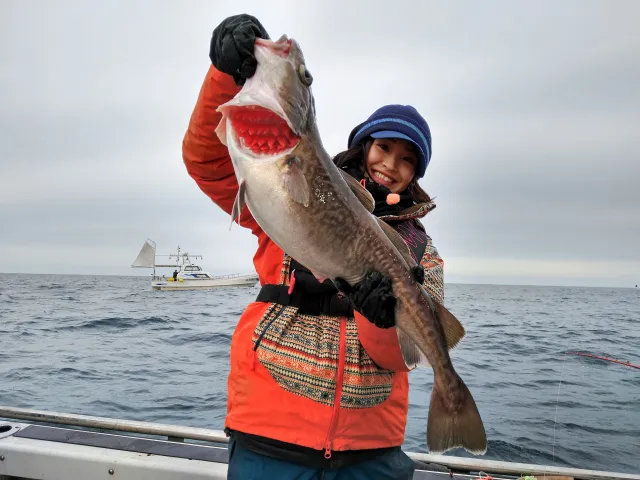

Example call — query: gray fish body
[246,131,454,370]
[230,128,380,284]
[216,35,487,455]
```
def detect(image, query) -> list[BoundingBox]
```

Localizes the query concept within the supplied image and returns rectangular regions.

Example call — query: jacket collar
[378,199,436,222]
[340,164,436,221]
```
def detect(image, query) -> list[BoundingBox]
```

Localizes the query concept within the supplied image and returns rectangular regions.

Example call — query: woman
[183,14,445,480]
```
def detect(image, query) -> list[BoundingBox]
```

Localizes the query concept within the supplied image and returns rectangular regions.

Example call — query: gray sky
[1,0,639,287]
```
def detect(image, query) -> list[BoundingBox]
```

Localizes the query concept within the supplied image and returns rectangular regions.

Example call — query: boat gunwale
[1,406,637,480]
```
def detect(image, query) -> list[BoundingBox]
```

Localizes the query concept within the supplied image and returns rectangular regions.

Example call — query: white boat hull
[1,407,638,480]
[0,424,227,480]
[151,274,259,291]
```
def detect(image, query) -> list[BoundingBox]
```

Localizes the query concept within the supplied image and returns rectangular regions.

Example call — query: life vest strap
[256,284,353,317]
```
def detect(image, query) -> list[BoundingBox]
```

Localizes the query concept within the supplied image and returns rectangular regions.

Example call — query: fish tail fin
[427,372,487,455]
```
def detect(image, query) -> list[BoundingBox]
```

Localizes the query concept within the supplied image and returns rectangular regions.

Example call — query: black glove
[209,14,270,86]
[334,271,397,329]
[411,265,425,284]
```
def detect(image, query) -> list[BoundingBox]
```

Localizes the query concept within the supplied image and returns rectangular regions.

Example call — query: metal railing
[209,273,258,280]
[1,406,638,480]
[0,406,227,444]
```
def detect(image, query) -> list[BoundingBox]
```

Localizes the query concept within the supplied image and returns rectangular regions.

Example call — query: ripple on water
[1,275,638,473]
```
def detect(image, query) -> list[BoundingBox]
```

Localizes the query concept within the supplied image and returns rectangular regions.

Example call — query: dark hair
[332,141,432,204]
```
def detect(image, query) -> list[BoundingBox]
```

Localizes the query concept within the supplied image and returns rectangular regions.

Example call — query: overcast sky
[1,0,639,287]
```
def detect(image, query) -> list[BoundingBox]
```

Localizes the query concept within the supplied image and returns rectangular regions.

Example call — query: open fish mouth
[227,105,300,156]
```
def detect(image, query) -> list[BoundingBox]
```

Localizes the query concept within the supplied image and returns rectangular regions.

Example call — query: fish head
[215,35,315,166]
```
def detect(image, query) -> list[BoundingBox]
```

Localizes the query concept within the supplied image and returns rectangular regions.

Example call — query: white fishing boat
[0,406,636,480]
[131,239,259,290]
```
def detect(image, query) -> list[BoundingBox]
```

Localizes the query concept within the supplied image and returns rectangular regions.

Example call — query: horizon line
[0,271,637,290]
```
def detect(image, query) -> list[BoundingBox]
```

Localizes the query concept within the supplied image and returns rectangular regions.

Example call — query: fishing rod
[566,351,640,370]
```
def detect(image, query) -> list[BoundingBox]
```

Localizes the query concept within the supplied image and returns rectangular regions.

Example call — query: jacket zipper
[251,304,286,370]
[323,316,347,459]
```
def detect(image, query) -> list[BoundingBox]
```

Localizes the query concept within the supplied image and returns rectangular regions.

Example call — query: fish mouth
[227,105,300,157]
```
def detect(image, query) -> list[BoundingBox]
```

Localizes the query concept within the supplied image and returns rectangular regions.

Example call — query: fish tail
[427,371,487,455]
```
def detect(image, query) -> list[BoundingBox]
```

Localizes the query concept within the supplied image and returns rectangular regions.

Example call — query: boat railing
[1,406,638,480]
[209,273,256,280]
[151,273,256,281]
[0,406,225,444]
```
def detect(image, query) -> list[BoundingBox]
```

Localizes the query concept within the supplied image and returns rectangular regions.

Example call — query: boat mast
[155,246,203,272]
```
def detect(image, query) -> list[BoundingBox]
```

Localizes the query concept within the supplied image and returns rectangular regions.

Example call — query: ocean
[0,273,638,473]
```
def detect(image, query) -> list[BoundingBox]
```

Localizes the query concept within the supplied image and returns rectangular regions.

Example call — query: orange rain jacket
[182,65,446,457]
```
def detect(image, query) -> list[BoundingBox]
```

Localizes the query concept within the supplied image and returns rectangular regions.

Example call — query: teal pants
[227,439,416,479]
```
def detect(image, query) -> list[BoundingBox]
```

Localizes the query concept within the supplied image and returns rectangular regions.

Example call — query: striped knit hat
[347,104,432,178]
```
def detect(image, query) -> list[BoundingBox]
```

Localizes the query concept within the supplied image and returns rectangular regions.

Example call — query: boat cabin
[180,265,213,279]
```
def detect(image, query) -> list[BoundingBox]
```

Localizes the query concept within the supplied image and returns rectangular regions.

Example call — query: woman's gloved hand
[411,265,425,284]
[334,271,397,329]
[209,14,270,85]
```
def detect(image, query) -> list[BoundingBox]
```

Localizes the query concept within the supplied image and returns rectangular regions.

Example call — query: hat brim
[370,130,418,146]
[370,130,426,161]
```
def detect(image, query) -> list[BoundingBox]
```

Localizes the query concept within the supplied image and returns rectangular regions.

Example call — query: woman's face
[364,138,418,193]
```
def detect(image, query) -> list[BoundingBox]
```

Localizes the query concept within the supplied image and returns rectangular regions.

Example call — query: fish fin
[375,217,417,268]
[418,285,466,351]
[434,300,466,350]
[397,330,430,368]
[339,170,374,213]
[230,179,246,230]
[283,157,310,207]
[376,216,466,350]
[427,372,487,455]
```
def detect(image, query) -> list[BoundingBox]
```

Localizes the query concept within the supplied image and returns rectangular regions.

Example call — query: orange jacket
[182,65,445,455]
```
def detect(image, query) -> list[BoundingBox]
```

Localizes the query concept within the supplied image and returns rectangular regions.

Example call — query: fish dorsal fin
[398,288,466,363]
[339,170,374,213]
[375,217,416,268]
[376,218,465,350]
[433,298,466,350]
[374,216,467,352]
[422,285,466,350]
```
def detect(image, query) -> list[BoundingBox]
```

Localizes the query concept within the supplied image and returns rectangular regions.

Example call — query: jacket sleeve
[355,232,445,372]
[182,64,261,235]
[419,234,445,305]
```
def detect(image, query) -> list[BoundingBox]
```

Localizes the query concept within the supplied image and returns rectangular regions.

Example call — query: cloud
[1,0,639,286]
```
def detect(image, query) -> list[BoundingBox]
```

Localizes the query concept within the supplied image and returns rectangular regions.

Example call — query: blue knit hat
[348,104,432,178]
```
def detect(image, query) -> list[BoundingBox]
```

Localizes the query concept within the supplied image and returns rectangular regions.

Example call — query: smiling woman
[366,138,419,193]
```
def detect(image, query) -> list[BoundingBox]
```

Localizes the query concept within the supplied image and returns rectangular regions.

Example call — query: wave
[163,332,232,346]
[57,316,177,331]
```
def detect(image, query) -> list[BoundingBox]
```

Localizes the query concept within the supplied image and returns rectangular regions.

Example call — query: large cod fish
[215,35,487,455]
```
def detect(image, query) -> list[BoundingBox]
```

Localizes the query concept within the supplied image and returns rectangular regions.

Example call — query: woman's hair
[332,140,432,204]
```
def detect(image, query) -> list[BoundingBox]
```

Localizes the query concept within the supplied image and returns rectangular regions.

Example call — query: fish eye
[298,64,313,86]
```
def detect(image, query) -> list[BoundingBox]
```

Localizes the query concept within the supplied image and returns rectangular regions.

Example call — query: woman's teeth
[374,171,394,183]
